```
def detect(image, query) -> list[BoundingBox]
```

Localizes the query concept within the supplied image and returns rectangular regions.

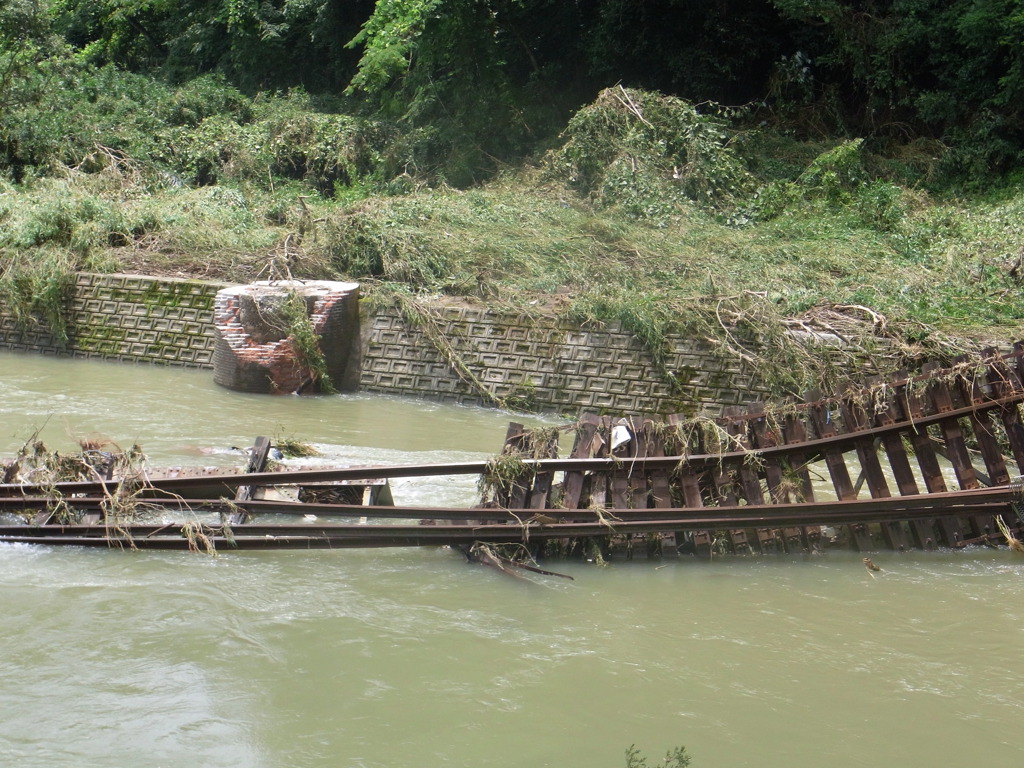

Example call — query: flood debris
[465,542,574,581]
[863,557,883,578]
[1,431,153,527]
[995,515,1024,553]
[274,437,319,458]
[5,346,1024,561]
[181,521,218,555]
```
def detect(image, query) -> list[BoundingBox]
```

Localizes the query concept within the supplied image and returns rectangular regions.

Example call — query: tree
[50,0,374,91]
[769,0,1024,174]
[581,0,790,105]
[346,0,595,184]
[0,0,53,109]
[344,0,795,184]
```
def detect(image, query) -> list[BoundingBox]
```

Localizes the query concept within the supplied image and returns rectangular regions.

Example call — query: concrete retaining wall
[0,273,226,366]
[359,304,765,414]
[0,273,766,414]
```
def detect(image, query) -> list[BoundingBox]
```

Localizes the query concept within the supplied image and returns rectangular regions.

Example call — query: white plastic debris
[611,423,632,452]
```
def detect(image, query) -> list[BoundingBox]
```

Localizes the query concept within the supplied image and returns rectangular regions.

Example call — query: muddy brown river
[2,350,1023,767]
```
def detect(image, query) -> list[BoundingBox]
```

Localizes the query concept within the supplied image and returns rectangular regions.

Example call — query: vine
[392,291,511,408]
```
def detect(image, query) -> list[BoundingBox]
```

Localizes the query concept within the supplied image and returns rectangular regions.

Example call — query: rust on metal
[5,345,1024,556]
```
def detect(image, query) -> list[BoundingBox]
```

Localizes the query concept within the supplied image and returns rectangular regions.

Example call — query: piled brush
[274,437,319,458]
[1,435,118,524]
[0,435,157,529]
[2,437,105,486]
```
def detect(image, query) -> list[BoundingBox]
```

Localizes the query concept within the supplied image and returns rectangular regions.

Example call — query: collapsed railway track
[4,344,1024,556]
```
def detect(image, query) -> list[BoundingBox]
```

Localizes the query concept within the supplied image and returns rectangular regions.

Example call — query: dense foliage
[4,1,1024,182]
[4,1,1024,401]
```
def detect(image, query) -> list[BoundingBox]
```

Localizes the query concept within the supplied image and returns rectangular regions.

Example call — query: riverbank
[5,88,1024,412]
[0,273,769,415]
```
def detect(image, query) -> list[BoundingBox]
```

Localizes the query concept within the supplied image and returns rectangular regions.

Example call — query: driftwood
[466,543,574,581]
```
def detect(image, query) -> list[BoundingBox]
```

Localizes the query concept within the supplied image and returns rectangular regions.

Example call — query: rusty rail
[4,344,1024,554]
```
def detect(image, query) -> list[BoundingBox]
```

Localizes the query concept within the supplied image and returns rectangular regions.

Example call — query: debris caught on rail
[4,344,1024,561]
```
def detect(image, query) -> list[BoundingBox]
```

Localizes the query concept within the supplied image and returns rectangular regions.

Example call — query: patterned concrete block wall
[0,274,766,414]
[359,303,769,415]
[0,273,227,366]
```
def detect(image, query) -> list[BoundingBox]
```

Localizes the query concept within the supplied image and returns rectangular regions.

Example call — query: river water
[2,351,1023,768]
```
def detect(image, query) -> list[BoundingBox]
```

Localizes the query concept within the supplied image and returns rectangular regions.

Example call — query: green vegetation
[274,437,319,459]
[625,744,691,768]
[0,249,75,343]
[3,2,1024,402]
[276,289,336,394]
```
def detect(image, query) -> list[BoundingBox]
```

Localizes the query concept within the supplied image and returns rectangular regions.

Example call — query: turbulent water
[2,351,1023,768]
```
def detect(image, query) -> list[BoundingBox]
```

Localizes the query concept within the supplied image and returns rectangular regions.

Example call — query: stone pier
[212,281,360,394]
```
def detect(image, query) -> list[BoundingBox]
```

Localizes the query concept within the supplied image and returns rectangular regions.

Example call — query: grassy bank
[3,82,1023,402]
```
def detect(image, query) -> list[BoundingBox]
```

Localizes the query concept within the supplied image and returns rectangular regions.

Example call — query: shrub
[741,138,908,231]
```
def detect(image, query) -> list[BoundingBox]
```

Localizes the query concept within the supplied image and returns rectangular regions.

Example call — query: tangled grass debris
[274,437,319,458]
[996,514,1024,553]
